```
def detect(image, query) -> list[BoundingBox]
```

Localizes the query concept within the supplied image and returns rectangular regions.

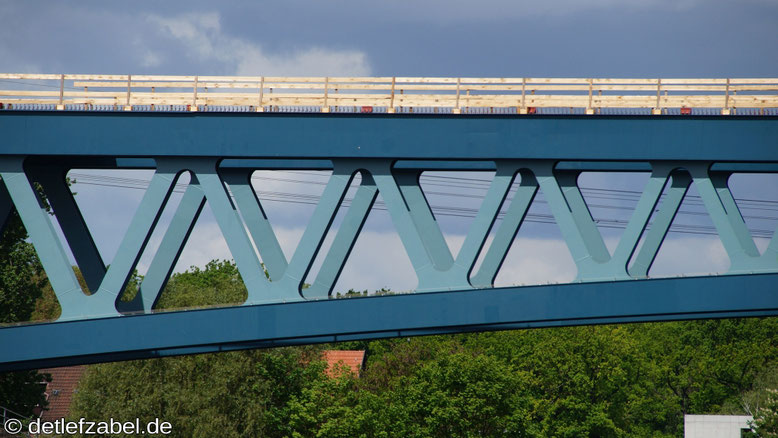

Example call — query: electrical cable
[67,171,778,239]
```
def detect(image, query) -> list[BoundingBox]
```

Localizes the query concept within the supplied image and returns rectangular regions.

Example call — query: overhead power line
[66,171,778,239]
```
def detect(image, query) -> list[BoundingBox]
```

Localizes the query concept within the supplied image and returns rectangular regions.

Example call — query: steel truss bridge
[0,74,777,372]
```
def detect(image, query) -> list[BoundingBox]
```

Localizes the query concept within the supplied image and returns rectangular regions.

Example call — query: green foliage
[752,389,778,437]
[635,319,778,435]
[70,348,327,438]
[69,260,329,437]
[155,260,248,310]
[286,369,364,438]
[0,210,51,416]
[335,288,393,298]
[0,214,46,324]
[63,259,778,437]
[0,370,50,419]
[516,326,641,437]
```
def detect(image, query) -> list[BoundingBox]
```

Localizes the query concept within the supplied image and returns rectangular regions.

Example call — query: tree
[71,347,328,438]
[65,256,778,437]
[155,259,248,310]
[752,389,778,437]
[69,261,331,438]
[0,205,51,416]
[310,336,537,438]
[636,319,778,435]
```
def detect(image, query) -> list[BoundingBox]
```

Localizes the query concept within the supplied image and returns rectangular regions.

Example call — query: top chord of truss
[1,74,777,115]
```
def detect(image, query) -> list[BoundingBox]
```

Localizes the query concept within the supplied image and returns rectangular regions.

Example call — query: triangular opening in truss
[470,171,521,283]
[248,169,334,271]
[577,171,652,256]
[727,172,778,256]
[153,195,248,311]
[67,169,151,276]
[635,177,730,278]
[417,170,496,260]
[488,174,576,287]
[302,170,364,292]
[132,170,190,278]
[331,187,418,295]
[112,170,214,306]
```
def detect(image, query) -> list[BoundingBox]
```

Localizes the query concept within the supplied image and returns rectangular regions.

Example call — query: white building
[684,415,754,438]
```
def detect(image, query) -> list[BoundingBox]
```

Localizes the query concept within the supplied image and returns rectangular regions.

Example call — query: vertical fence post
[257,76,264,112]
[55,74,65,110]
[453,78,461,114]
[124,74,132,111]
[388,77,396,114]
[722,78,731,115]
[652,78,662,115]
[322,77,330,113]
[586,78,594,115]
[520,77,527,114]
[191,76,199,112]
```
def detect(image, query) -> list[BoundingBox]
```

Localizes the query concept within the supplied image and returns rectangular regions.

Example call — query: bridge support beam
[0,112,776,369]
[1,273,776,371]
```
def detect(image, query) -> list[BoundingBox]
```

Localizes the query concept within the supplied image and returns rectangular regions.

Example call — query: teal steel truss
[0,112,776,370]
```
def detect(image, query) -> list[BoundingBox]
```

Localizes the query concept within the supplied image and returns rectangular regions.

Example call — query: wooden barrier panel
[0,73,777,113]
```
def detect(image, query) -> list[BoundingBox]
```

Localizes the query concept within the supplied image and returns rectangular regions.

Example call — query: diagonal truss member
[1,157,776,321]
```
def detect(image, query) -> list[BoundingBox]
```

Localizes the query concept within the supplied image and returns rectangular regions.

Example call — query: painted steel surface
[1,274,777,371]
[0,112,776,161]
[0,111,776,370]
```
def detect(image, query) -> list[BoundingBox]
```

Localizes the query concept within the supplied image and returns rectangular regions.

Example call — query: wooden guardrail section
[1,74,777,114]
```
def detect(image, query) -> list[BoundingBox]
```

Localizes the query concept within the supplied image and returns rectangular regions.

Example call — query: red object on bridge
[680,107,692,115]
[361,106,373,113]
[527,107,537,114]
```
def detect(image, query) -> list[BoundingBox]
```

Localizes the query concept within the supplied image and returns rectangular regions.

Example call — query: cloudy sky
[2,0,777,77]
[1,0,776,295]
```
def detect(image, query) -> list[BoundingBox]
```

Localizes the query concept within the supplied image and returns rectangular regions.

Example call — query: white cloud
[332,229,418,293]
[647,236,730,277]
[494,237,577,286]
[146,12,371,76]
[169,220,234,273]
[139,50,163,68]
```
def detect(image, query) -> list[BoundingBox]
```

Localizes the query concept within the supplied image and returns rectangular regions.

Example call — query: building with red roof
[322,350,366,378]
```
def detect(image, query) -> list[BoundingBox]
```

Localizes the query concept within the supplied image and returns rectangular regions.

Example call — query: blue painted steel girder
[1,273,777,372]
[1,111,777,370]
[0,112,777,161]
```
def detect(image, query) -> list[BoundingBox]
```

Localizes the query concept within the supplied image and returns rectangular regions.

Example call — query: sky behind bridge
[2,0,777,77]
[0,0,776,293]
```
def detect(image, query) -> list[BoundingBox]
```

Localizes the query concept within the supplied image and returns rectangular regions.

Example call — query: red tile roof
[323,350,365,378]
[38,366,87,421]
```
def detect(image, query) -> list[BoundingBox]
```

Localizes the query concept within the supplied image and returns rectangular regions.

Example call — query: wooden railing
[1,74,777,114]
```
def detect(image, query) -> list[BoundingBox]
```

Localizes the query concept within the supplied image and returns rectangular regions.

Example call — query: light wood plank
[3,73,778,111]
